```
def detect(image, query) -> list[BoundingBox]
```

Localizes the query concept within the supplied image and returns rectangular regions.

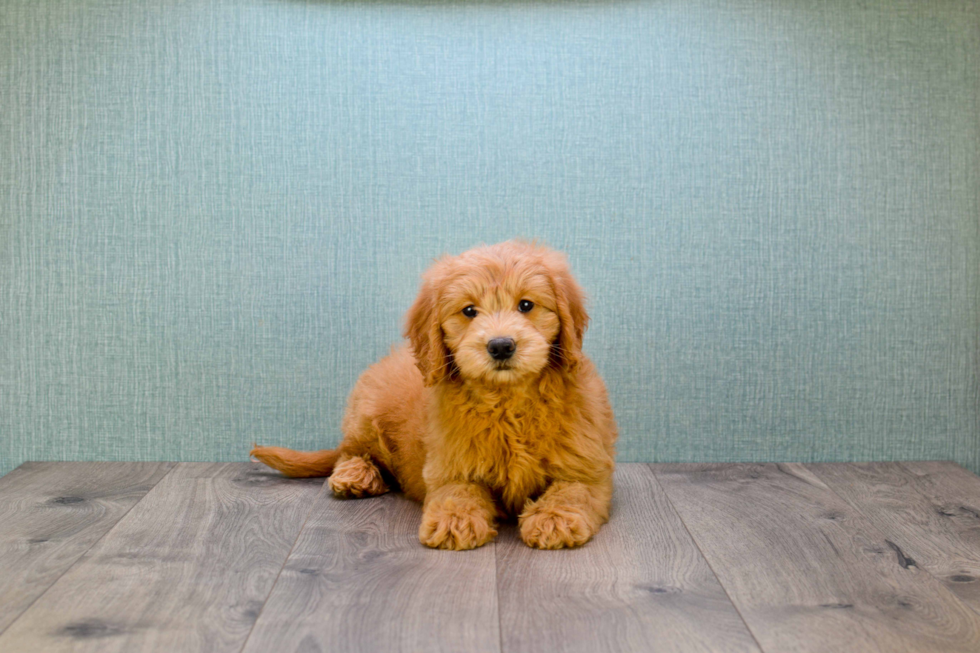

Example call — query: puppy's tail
[249,445,341,478]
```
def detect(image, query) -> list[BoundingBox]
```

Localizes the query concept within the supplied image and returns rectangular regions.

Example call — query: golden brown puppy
[251,241,617,550]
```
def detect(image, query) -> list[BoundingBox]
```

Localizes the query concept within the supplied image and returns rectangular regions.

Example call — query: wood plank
[0,463,321,653]
[654,463,980,653]
[809,461,980,613]
[495,464,761,653]
[241,489,499,653]
[0,462,175,635]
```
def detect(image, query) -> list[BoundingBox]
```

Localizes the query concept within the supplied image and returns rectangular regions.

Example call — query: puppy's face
[440,271,560,384]
[405,242,589,387]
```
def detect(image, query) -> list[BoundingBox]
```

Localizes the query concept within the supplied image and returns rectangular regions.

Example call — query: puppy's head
[405,241,588,386]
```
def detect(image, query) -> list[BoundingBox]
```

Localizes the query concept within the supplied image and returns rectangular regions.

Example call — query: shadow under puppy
[251,241,618,550]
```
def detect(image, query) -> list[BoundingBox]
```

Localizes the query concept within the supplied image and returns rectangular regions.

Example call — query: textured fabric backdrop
[1,0,978,476]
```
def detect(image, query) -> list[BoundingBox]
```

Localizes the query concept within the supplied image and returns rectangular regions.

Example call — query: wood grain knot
[884,540,916,569]
[58,620,125,639]
[636,584,682,596]
[48,496,86,505]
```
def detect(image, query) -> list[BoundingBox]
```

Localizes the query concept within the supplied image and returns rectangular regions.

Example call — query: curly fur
[251,241,618,550]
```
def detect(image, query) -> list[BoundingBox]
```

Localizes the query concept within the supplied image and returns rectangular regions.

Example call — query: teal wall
[2,0,979,476]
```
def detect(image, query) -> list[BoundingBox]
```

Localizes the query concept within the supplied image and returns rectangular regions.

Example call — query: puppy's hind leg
[328,454,390,499]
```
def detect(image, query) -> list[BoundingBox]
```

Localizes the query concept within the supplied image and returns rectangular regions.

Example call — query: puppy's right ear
[404,277,450,386]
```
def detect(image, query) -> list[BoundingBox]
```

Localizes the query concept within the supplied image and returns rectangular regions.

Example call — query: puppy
[251,241,617,550]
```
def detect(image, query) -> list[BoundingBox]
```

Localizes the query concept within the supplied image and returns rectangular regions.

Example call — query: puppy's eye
[518,300,534,313]
[462,305,478,318]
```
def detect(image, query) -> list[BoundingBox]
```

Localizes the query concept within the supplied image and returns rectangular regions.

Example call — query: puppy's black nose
[487,337,516,361]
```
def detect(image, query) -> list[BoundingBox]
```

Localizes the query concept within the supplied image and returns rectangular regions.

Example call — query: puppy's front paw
[519,504,595,549]
[419,502,497,551]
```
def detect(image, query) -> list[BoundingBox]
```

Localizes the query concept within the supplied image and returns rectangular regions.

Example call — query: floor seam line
[494,538,505,653]
[646,463,769,653]
[0,461,179,641]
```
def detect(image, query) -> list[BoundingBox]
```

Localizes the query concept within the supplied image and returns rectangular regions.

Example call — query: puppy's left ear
[546,252,589,371]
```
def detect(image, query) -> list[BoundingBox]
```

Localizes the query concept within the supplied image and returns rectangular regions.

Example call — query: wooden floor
[2,463,980,652]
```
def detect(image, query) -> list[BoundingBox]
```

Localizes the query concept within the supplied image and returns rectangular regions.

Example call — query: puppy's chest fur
[434,387,567,515]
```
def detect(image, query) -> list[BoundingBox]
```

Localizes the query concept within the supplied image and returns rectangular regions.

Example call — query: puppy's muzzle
[487,337,516,361]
